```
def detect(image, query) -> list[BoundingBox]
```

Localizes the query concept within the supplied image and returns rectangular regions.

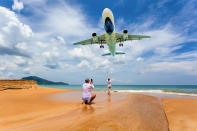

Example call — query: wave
[113,89,197,97]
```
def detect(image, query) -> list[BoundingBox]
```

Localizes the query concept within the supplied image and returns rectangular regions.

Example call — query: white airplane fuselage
[102,8,116,56]
[73,8,150,56]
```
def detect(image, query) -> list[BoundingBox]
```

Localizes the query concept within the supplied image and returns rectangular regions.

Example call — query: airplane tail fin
[102,52,125,56]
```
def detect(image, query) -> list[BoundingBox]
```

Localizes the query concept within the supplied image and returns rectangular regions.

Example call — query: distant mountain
[21,76,69,85]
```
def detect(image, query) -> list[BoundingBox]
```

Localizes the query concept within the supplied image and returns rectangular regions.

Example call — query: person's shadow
[81,105,95,113]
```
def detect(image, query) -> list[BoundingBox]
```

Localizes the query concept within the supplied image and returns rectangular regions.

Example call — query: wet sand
[162,98,197,131]
[0,87,197,131]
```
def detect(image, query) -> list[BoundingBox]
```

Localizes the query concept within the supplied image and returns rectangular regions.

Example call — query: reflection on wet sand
[108,94,111,103]
[49,91,126,104]
[48,92,169,130]
[81,105,95,113]
[64,94,169,131]
[1,87,197,131]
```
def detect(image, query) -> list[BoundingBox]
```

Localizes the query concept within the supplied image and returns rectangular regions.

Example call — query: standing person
[82,79,96,104]
[107,78,111,95]
[90,79,93,85]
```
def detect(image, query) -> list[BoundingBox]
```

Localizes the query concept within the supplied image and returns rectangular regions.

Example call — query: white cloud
[0,7,32,56]
[26,1,100,40]
[12,0,24,11]
[36,41,47,48]
[68,47,94,59]
[150,61,197,75]
[0,66,6,71]
[77,60,90,68]
[14,56,29,67]
[15,42,27,50]
[42,51,60,69]
[136,57,144,62]
[0,1,197,84]
[56,36,66,44]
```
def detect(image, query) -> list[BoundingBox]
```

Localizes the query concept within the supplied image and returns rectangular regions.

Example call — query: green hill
[21,76,69,85]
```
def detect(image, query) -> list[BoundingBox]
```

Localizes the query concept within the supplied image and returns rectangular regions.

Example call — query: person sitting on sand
[82,78,96,104]
[107,78,111,95]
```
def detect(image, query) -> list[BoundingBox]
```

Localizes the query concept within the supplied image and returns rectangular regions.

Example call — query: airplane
[73,8,151,56]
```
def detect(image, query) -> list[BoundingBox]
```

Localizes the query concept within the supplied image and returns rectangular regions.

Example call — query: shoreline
[113,90,197,98]
[0,86,197,131]
[44,85,197,99]
[42,84,197,97]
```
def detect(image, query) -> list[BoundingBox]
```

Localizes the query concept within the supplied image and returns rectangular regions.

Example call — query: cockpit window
[104,17,114,34]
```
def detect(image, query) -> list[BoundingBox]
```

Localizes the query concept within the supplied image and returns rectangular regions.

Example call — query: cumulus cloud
[43,5,96,38]
[0,47,30,57]
[0,66,6,71]
[0,7,32,57]
[22,1,101,40]
[68,47,94,59]
[150,61,197,76]
[36,41,47,48]
[12,0,24,11]
[136,57,144,62]
[42,51,60,69]
[15,42,27,50]
[15,56,27,65]
[77,60,90,68]
[0,0,197,84]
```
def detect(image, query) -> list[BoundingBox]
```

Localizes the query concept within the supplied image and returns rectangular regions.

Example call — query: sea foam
[113,90,197,97]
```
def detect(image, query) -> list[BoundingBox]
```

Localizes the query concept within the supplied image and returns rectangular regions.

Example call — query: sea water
[41,85,197,96]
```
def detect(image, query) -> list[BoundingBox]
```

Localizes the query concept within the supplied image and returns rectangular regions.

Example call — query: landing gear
[100,45,104,48]
[119,43,123,47]
[99,40,105,48]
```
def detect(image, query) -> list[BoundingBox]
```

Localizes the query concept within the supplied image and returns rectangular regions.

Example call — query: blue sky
[0,0,197,85]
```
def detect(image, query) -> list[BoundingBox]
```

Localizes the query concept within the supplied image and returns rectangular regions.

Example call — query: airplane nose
[102,8,113,22]
[103,8,110,14]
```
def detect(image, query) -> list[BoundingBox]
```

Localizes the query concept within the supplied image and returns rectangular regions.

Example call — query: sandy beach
[0,86,197,131]
[162,98,197,131]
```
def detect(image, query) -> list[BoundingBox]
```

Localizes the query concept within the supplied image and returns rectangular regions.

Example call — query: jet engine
[123,30,128,34]
[119,43,123,47]
[92,33,98,43]
[92,33,97,37]
[123,30,128,41]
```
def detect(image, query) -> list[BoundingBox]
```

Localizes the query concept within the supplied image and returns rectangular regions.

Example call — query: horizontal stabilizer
[115,52,125,55]
[102,52,125,56]
[102,53,111,56]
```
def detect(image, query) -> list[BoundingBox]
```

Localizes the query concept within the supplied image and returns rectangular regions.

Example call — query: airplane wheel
[100,45,104,48]
[119,44,123,47]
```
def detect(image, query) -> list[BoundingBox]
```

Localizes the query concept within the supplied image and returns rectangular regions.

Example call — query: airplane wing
[116,33,151,42]
[73,34,106,45]
[128,35,151,40]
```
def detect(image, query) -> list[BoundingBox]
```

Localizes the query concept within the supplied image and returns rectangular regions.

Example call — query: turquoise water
[41,85,197,94]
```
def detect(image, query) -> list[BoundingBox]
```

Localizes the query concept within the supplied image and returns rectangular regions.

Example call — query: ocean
[41,85,197,96]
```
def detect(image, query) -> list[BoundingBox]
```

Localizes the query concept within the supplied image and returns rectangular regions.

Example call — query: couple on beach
[82,78,111,104]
